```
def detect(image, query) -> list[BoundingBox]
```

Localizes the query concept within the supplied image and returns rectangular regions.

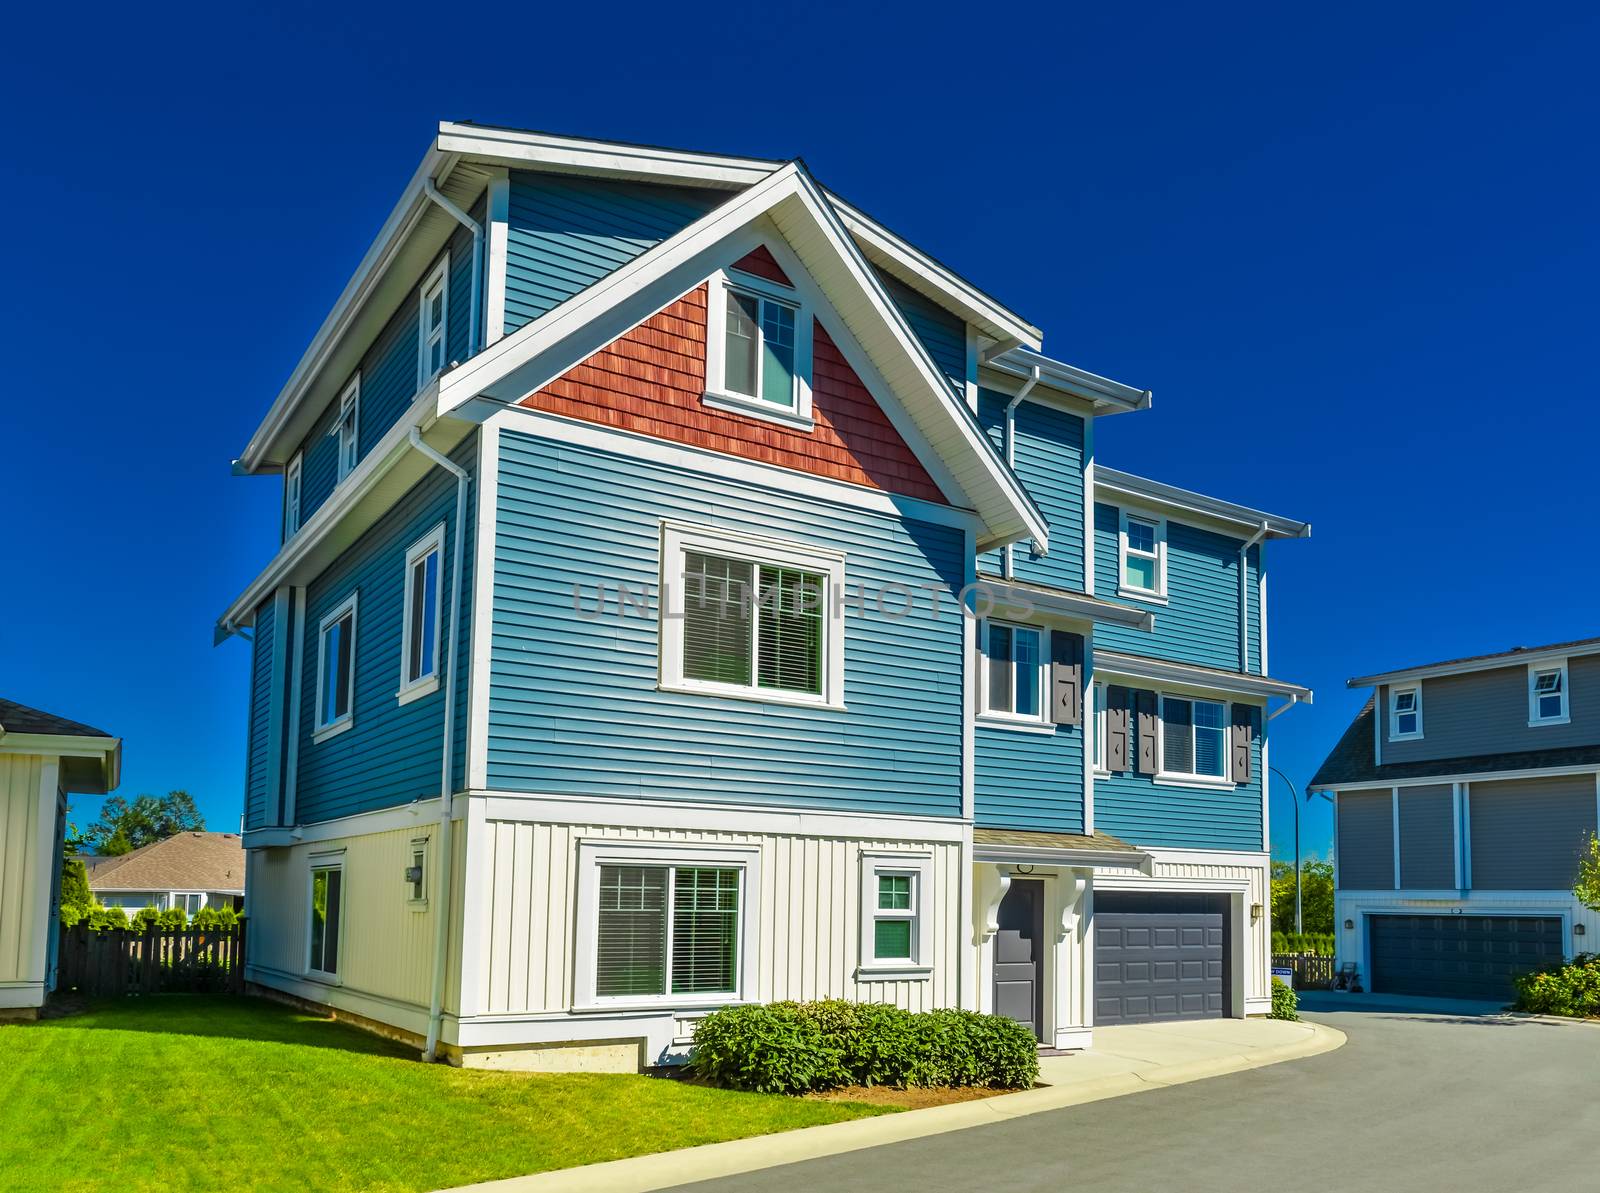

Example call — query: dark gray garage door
[1368,914,1564,1001]
[1094,892,1229,1025]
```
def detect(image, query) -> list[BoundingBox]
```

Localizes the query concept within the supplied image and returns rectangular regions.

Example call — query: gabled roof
[1095,469,1311,540]
[1347,636,1600,688]
[0,697,121,794]
[87,832,245,894]
[0,698,111,739]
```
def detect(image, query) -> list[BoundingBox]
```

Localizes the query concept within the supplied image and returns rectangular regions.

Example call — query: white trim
[1451,782,1464,889]
[1319,763,1600,794]
[1462,784,1473,886]
[1092,649,1311,702]
[1387,683,1423,741]
[398,522,447,703]
[1082,423,1096,595]
[1116,508,1166,601]
[283,452,303,540]
[1350,641,1600,687]
[305,854,346,982]
[418,255,450,389]
[961,525,976,823]
[312,592,358,742]
[1095,467,1309,541]
[1527,659,1570,727]
[857,850,934,979]
[1091,679,1108,776]
[335,374,361,483]
[572,840,761,1012]
[976,618,1049,725]
[703,268,813,424]
[658,520,846,710]
[243,798,447,851]
[1392,787,1402,890]
[482,170,509,347]
[1084,630,1097,832]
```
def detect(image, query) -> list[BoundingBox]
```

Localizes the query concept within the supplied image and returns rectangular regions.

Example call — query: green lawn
[0,996,887,1193]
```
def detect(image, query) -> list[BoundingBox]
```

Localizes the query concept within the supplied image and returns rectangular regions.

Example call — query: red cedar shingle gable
[729,245,793,287]
[517,284,946,503]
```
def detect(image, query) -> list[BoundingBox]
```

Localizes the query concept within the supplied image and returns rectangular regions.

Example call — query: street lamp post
[1270,766,1304,935]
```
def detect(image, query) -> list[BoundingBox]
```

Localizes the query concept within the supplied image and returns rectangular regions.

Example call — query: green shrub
[1271,932,1334,956]
[157,905,188,930]
[58,902,87,929]
[1513,953,1600,1018]
[131,906,162,933]
[689,1000,1039,1094]
[86,905,132,931]
[192,907,220,930]
[1269,977,1299,1021]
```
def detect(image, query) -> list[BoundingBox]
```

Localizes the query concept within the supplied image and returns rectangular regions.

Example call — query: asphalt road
[683,996,1600,1193]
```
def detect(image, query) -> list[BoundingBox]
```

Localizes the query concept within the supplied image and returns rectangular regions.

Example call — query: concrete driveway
[684,996,1600,1193]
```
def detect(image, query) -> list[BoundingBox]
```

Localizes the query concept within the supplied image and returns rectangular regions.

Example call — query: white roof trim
[983,348,1151,415]
[437,122,776,188]
[1094,649,1314,703]
[1348,641,1600,688]
[974,576,1154,631]
[1095,468,1310,539]
[971,843,1153,871]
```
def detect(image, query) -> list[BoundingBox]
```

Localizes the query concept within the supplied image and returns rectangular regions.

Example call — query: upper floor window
[981,621,1046,723]
[314,593,357,743]
[659,522,845,708]
[1389,684,1422,740]
[399,524,444,704]
[1528,663,1569,726]
[418,257,449,387]
[283,452,303,541]
[1160,695,1228,781]
[336,376,360,482]
[1119,511,1166,599]
[1092,681,1107,772]
[703,270,813,427]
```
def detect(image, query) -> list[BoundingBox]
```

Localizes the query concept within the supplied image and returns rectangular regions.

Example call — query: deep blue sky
[5,2,1596,859]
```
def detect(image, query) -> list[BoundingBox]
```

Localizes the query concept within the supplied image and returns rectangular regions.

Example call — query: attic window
[703,269,813,429]
[1389,685,1422,740]
[1529,664,1569,726]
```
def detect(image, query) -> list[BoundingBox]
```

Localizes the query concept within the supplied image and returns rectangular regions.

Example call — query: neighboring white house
[87,832,246,917]
[0,697,121,1017]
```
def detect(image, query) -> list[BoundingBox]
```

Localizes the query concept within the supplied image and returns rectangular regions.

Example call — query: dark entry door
[1094,892,1228,1024]
[1369,914,1563,1001]
[994,879,1045,1040]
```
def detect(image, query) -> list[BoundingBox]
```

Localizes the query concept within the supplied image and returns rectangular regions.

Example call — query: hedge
[1513,953,1600,1018]
[1268,977,1300,1021]
[688,999,1039,1094]
[1271,932,1334,956]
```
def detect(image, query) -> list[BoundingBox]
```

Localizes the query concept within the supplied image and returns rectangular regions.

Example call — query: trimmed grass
[0,996,888,1193]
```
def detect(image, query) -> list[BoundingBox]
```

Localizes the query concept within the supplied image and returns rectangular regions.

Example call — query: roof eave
[1094,467,1310,540]
[1347,640,1600,688]
[984,348,1152,416]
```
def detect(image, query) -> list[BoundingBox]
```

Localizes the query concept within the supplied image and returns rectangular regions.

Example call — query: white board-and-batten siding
[0,755,54,1004]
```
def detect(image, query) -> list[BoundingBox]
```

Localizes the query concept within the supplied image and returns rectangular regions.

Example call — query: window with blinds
[595,864,741,999]
[1161,696,1227,779]
[682,551,822,696]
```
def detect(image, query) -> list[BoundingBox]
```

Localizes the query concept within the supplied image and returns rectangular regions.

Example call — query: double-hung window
[418,258,449,387]
[335,376,360,482]
[307,858,344,979]
[1119,511,1165,598]
[1529,664,1569,725]
[1389,685,1422,740]
[858,852,932,976]
[283,452,303,541]
[981,621,1045,723]
[661,523,845,708]
[1092,681,1107,772]
[1160,695,1228,781]
[704,270,812,426]
[315,594,357,742]
[399,525,444,703]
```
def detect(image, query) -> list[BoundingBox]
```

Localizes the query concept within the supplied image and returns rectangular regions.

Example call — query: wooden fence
[1272,952,1335,990]
[56,922,247,996]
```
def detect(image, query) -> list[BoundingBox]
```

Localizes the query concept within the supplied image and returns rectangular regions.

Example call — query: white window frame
[1528,661,1570,727]
[306,852,346,983]
[1092,680,1109,774]
[1118,509,1167,601]
[857,851,933,979]
[1155,691,1233,788]
[313,592,358,743]
[171,891,203,917]
[572,840,761,1011]
[283,451,303,541]
[406,837,429,908]
[398,523,446,706]
[976,618,1051,730]
[333,374,360,483]
[703,268,814,430]
[417,256,450,389]
[659,521,846,710]
[1389,684,1423,741]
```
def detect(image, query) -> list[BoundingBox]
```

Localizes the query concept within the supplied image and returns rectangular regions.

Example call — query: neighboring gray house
[1311,637,1600,1000]
[87,832,246,917]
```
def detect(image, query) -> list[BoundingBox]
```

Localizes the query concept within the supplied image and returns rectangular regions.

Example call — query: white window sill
[396,675,440,707]
[304,971,342,987]
[1388,732,1423,742]
[572,995,743,1015]
[1093,769,1111,779]
[312,718,353,745]
[702,389,814,431]
[1154,772,1233,791]
[1528,716,1571,728]
[407,899,429,912]
[975,714,1056,735]
[1116,587,1169,606]
[856,963,933,981]
[659,680,842,712]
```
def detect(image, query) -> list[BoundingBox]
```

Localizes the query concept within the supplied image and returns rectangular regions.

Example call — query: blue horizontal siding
[244,598,275,830]
[1094,706,1264,851]
[975,724,1085,833]
[877,270,966,395]
[1093,502,1261,671]
[487,430,966,818]
[297,400,341,527]
[975,390,1085,591]
[293,435,476,824]
[503,173,724,335]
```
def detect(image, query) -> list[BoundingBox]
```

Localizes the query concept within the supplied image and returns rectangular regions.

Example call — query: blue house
[218,123,1312,1067]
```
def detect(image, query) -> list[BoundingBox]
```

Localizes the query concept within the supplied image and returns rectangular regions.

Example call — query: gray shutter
[1106,685,1131,772]
[1135,689,1159,775]
[1231,703,1254,783]
[1050,631,1084,726]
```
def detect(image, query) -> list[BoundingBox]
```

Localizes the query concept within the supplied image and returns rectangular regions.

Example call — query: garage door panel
[1369,914,1564,999]
[1094,892,1230,1025]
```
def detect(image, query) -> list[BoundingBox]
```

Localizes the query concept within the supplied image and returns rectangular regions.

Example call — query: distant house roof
[1347,635,1600,688]
[87,832,245,894]
[0,697,121,793]
[0,698,112,738]
[1309,696,1600,789]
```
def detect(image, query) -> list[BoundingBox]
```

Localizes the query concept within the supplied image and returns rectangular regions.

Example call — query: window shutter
[1050,631,1084,726]
[1135,689,1159,775]
[1106,685,1131,771]
[1231,703,1255,783]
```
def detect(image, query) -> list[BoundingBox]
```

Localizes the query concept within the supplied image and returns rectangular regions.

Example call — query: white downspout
[409,427,469,1063]
[1240,521,1269,674]
[422,179,483,357]
[1002,366,1041,580]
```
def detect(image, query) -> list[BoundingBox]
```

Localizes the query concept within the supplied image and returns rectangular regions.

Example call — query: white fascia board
[0,735,120,793]
[1349,643,1600,688]
[1094,649,1314,703]
[974,575,1154,631]
[437,122,777,188]
[983,349,1151,415]
[971,844,1153,872]
[1094,468,1311,540]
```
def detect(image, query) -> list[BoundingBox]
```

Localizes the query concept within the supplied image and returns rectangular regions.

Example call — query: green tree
[84,791,204,854]
[58,855,92,917]
[1270,859,1334,935]
[1575,832,1600,913]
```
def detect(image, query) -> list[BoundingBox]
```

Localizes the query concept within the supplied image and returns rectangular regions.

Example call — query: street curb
[439,1021,1346,1193]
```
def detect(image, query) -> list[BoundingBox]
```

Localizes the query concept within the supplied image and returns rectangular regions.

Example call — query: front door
[993,879,1044,1040]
